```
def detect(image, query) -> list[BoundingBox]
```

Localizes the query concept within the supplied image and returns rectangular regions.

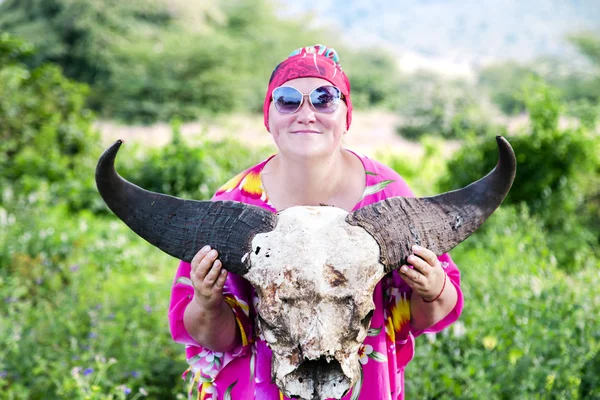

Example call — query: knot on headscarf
[263,44,353,131]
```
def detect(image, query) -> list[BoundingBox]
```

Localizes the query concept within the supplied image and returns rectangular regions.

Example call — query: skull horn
[95,140,278,275]
[347,136,516,272]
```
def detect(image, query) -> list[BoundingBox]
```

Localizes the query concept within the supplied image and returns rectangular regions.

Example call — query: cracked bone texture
[245,206,385,400]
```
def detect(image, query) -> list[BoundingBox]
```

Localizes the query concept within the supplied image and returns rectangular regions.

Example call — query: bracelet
[422,273,447,303]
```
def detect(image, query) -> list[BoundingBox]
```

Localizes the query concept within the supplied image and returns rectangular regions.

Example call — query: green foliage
[117,120,273,201]
[376,136,451,196]
[439,77,600,272]
[395,73,500,141]
[342,51,403,110]
[0,33,102,212]
[0,0,173,84]
[406,205,600,399]
[0,203,186,399]
[478,61,538,115]
[0,0,407,123]
[568,32,600,66]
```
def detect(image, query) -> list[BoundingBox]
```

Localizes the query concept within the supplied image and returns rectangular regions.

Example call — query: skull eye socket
[360,310,374,327]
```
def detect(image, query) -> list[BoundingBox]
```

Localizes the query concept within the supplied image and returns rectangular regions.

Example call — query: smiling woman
[163,44,465,400]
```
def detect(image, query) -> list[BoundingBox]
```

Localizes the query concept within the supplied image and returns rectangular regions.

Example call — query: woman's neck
[262,149,365,211]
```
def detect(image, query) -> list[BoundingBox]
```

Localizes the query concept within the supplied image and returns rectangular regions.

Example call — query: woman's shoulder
[350,150,414,203]
[212,156,276,209]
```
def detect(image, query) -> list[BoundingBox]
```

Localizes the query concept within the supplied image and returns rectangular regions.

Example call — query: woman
[168,45,463,399]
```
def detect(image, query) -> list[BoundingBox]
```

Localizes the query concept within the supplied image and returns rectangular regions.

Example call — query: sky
[277,0,600,74]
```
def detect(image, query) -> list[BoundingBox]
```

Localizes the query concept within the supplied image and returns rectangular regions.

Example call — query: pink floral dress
[168,151,464,400]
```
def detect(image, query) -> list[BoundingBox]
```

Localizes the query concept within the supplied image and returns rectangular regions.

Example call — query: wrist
[193,295,225,318]
[422,273,447,303]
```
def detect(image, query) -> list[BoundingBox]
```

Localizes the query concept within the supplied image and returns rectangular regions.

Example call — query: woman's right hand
[190,245,228,313]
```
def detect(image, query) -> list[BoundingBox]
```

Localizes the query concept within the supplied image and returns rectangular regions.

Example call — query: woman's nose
[295,98,316,123]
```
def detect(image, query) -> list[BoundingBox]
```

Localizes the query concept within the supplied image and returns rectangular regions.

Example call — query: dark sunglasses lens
[310,86,341,113]
[273,87,302,114]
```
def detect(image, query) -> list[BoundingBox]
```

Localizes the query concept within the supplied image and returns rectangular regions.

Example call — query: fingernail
[209,250,217,257]
[201,245,210,252]
[407,255,414,262]
[400,266,407,273]
[412,245,422,251]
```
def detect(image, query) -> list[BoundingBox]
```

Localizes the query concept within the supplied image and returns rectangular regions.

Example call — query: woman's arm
[398,245,459,331]
[183,246,241,352]
[409,272,458,330]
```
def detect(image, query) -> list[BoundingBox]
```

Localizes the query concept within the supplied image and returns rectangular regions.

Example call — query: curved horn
[95,140,278,275]
[347,136,516,272]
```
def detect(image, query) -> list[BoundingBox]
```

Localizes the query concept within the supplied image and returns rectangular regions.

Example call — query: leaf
[176,277,193,286]
[367,326,382,336]
[368,351,388,363]
[350,367,364,400]
[361,180,395,199]
[250,348,256,383]
[365,171,378,176]
[223,380,238,400]
[186,354,202,365]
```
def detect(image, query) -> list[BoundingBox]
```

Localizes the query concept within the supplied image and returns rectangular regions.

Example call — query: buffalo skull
[96,137,516,400]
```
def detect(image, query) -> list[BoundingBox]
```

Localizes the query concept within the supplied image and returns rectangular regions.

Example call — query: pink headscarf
[263,44,353,132]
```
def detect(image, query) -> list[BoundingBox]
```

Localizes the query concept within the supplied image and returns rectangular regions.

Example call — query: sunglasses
[272,85,344,114]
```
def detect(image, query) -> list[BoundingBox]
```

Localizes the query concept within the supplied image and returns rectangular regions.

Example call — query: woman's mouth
[291,130,321,135]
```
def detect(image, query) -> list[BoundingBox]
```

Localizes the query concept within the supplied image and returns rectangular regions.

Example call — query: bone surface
[245,206,385,400]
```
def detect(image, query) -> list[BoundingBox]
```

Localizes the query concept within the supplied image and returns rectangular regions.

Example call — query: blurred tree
[0,33,100,211]
[478,61,538,115]
[342,51,403,110]
[395,72,499,141]
[0,0,175,84]
[0,0,404,123]
[439,77,600,271]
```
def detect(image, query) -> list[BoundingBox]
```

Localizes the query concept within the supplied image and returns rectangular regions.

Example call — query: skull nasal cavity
[293,356,348,387]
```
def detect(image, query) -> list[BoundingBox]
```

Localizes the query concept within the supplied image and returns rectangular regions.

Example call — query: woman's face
[268,77,348,161]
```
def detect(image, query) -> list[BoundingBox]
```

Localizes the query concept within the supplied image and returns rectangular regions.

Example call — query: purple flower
[131,371,139,378]
[88,332,98,339]
[36,278,43,285]
[144,305,152,313]
[123,387,132,395]
[83,368,94,376]
[70,264,80,272]
[0,371,7,378]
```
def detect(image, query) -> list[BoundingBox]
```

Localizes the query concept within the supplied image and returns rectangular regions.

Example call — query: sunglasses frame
[272,85,345,115]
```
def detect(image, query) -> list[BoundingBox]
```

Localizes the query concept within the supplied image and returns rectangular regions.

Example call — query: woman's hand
[190,245,228,313]
[398,245,446,302]
[184,245,239,351]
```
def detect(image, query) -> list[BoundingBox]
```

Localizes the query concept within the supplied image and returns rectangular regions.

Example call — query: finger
[214,269,228,290]
[203,259,222,287]
[191,245,212,270]
[399,265,425,288]
[412,245,440,268]
[195,249,219,282]
[407,254,431,276]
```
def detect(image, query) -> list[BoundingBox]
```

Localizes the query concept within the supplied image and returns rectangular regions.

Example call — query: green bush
[439,78,600,272]
[406,205,600,399]
[477,61,538,116]
[0,33,102,212]
[115,120,273,201]
[0,203,186,399]
[395,73,500,141]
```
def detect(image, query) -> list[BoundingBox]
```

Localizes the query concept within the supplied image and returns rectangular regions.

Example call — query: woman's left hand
[398,245,446,302]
